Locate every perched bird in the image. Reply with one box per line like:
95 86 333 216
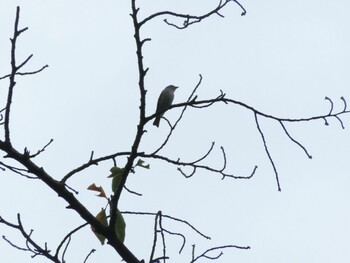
153 85 178 127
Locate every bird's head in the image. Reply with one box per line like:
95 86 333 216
167 85 178 92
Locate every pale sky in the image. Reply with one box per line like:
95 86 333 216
0 1 349 263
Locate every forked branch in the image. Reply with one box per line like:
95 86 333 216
0 214 58 262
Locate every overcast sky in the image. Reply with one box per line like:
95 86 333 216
0 1 350 263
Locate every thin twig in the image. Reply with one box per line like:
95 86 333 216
61 151 130 182
122 211 210 240
124 185 143 196
0 65 49 80
149 212 160 263
254 113 281 191
55 222 88 258
0 161 37 179
162 229 186 254
83 249 96 263
140 152 257 180
139 0 246 28
190 245 251 263
158 212 167 263
279 121 312 159
29 139 54 158
0 214 58 262
152 75 203 155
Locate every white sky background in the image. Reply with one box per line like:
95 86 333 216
0 0 349 262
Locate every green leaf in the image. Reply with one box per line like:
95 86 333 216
108 166 124 178
108 166 125 192
136 159 150 169
91 208 108 245
112 173 122 192
114 209 126 243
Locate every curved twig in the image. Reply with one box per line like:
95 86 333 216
139 0 246 28
140 152 257 180
190 244 250 263
325 96 333 115
61 151 130 182
83 249 96 263
279 121 312 159
163 228 186 254
55 222 88 259
341 96 347 112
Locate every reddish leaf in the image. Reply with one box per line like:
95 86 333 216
87 183 106 198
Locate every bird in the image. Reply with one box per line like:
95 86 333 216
153 85 178 127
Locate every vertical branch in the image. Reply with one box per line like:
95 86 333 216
4 6 30 143
5 7 27 142
149 212 160 262
254 113 281 191
108 1 147 262
158 212 167 263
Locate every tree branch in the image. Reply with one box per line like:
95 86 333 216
190 244 250 263
139 0 246 28
0 64 49 80
0 214 58 262
254 113 281 191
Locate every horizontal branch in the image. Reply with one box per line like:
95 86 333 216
191 244 250 263
139 0 246 28
0 64 49 80
146 95 350 125
61 151 131 183
139 151 257 180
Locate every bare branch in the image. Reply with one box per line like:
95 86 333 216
279 121 312 159
190 244 250 263
0 161 37 179
139 0 246 28
158 212 167 263
61 236 71 262
3 235 29 252
140 151 257 180
0 64 49 80
341 96 347 111
0 214 58 262
17 54 33 70
325 96 334 115
121 211 210 240
55 222 88 259
124 185 143 196
61 151 130 182
192 142 215 163
254 113 281 191
162 228 186 254
29 139 54 158
83 249 96 263
334 115 345 129
4 6 22 142
149 212 159 263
